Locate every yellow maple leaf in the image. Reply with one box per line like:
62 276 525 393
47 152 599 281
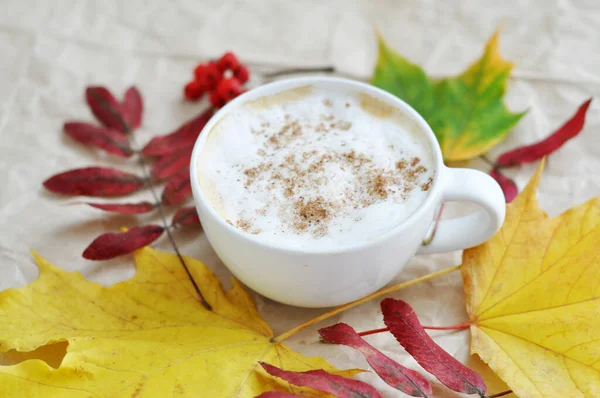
0 247 359 397
462 159 600 397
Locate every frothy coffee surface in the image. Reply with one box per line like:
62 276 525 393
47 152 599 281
198 85 435 249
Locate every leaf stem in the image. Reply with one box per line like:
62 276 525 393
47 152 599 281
357 322 470 337
356 327 388 337
422 322 471 330
274 264 461 342
421 203 445 246
262 66 336 79
480 155 497 168
487 390 513 398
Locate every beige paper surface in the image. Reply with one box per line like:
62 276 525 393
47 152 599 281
1 0 599 395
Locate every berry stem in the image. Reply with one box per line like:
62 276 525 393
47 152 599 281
357 322 470 337
262 66 336 79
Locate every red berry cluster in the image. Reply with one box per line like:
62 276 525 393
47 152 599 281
184 52 250 108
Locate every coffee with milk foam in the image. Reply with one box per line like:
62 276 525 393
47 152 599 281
197 85 435 249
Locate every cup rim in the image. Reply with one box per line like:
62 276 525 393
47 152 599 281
190 76 444 254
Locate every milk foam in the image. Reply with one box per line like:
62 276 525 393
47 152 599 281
197 85 435 249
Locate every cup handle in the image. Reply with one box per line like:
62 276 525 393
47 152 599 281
417 167 506 254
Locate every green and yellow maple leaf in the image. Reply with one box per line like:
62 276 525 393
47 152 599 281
372 30 525 161
0 248 360 397
462 160 600 397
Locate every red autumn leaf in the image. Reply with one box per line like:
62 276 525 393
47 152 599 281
161 171 192 206
86 201 156 214
319 323 431 397
63 122 133 157
142 108 213 156
86 86 129 133
496 98 592 167
122 86 143 129
44 167 145 197
490 168 518 203
381 299 486 396
255 393 307 398
151 148 193 180
259 362 381 398
82 225 164 260
171 206 200 227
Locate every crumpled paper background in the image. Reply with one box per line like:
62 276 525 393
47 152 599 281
1 0 599 396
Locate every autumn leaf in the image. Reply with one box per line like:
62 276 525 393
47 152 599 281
151 148 193 180
122 86 143 129
82 225 165 260
462 159 600 397
496 98 592 167
256 393 307 398
381 299 486 396
161 170 192 206
0 248 360 397
43 167 146 197
371 30 525 161
63 122 133 157
86 86 130 133
319 323 432 397
142 108 213 157
489 168 517 203
86 201 156 214
259 362 379 398
171 206 201 227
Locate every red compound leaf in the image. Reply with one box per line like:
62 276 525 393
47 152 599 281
121 86 143 129
490 168 518 203
161 171 192 206
83 225 165 260
63 122 133 157
86 201 156 214
44 167 145 197
259 362 381 398
171 206 200 227
496 98 592 167
151 148 193 180
142 108 213 157
381 299 486 397
319 323 431 397
85 86 130 133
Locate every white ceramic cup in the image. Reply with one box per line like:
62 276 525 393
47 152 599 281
190 77 506 308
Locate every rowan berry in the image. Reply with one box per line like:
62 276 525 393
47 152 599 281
233 65 250 84
217 52 240 72
209 90 226 108
216 78 242 101
184 80 204 101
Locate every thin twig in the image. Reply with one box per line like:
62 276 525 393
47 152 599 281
132 149 212 311
487 390 513 398
274 264 461 342
480 155 496 168
262 66 336 79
